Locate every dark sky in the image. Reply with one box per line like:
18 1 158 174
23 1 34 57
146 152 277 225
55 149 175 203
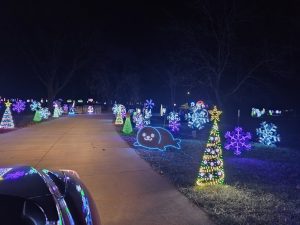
0 0 299 108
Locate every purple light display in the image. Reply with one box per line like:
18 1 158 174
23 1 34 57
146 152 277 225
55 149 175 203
225 127 252 155
12 100 26 113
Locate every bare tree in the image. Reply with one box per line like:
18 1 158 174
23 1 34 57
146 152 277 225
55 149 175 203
23 33 89 108
166 0 272 108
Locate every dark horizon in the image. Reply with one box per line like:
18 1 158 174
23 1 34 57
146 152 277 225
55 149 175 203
0 0 299 109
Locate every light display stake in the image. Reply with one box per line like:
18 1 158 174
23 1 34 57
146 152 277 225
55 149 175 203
196 106 224 186
167 111 181 132
0 101 15 129
12 100 26 113
225 127 251 155
122 113 133 134
256 121 280 146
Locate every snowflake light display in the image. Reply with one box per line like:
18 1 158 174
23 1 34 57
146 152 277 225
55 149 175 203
30 101 41 111
144 99 155 109
143 109 152 126
12 100 26 113
112 104 126 118
225 127 252 155
133 109 144 129
187 100 209 130
167 111 181 132
41 108 51 119
256 121 280 146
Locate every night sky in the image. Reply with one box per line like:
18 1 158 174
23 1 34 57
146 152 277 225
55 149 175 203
0 0 299 109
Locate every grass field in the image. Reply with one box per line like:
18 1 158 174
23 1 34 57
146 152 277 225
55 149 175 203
119 115 300 225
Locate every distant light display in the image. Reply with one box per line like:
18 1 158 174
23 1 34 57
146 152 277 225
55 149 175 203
251 108 265 118
225 127 252 155
12 100 26 113
122 114 133 134
167 111 181 132
53 103 60 118
133 109 144 129
87 106 94 114
187 100 209 130
143 109 152 126
115 113 124 125
144 99 155 109
63 104 69 113
30 101 41 111
256 121 280 146
41 107 51 119
112 104 126 118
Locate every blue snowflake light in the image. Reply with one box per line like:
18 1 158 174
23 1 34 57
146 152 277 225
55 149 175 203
112 104 126 118
187 100 209 130
41 107 51 119
144 99 155 109
225 127 252 155
143 109 152 126
12 100 26 113
30 101 41 111
133 109 144 129
167 111 181 132
256 121 280 146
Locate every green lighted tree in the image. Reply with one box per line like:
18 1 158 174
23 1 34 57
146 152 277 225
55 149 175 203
196 106 224 186
122 113 133 134
33 110 42 122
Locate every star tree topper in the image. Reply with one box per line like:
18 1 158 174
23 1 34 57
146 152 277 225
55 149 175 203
209 106 222 122
5 100 12 108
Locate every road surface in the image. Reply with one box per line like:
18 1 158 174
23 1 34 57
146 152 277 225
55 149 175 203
0 115 214 225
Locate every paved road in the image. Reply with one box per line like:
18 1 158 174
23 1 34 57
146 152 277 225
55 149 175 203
0 115 214 225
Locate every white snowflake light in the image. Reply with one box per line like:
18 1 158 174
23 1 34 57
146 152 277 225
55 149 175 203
256 121 280 146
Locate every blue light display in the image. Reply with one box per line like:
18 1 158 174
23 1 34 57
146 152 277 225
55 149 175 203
256 121 280 146
134 126 181 151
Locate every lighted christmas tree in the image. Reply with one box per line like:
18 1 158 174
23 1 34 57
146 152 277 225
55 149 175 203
115 113 123 125
0 101 15 129
122 113 133 134
196 106 224 186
